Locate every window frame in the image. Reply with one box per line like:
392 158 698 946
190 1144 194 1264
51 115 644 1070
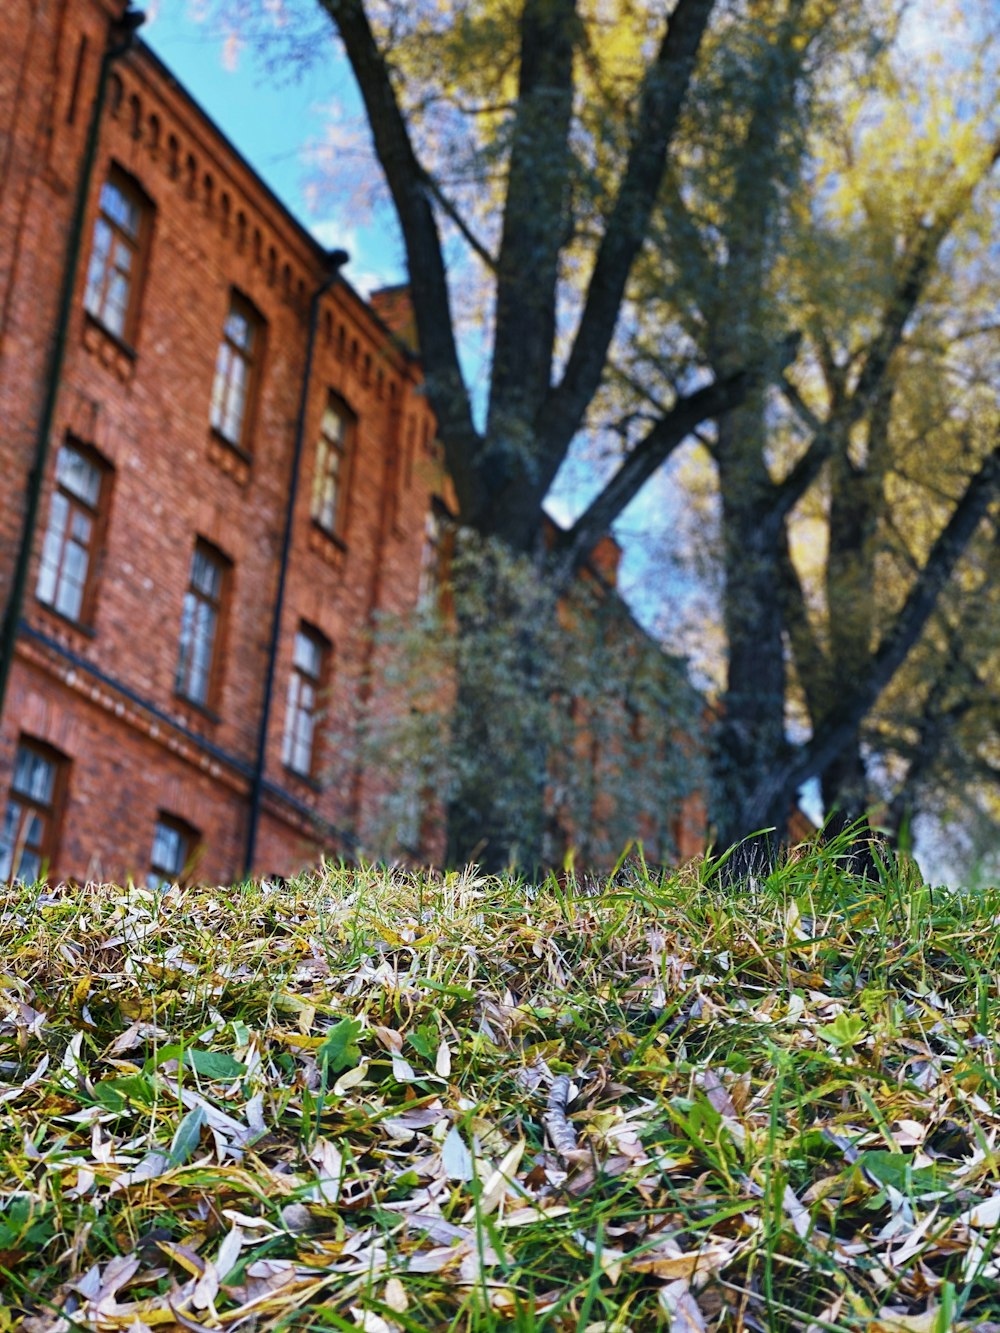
209 290 263 458
310 395 354 542
174 539 231 713
82 165 153 347
35 439 112 628
281 623 330 780
417 508 441 611
147 813 200 889
1 739 67 883
417 500 454 612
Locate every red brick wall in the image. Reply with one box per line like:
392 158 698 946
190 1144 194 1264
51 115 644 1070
0 0 123 612
0 17 443 885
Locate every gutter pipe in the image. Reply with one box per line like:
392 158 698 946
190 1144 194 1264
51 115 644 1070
243 248 349 879
0 5 146 720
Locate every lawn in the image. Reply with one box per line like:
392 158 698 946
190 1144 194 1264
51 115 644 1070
2 840 1000 1332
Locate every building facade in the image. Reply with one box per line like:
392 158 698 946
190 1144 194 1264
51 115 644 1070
0 1 706 886
0 0 457 883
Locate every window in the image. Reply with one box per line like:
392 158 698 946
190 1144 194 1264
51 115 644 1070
36 443 109 624
175 542 229 709
311 398 351 537
282 625 328 777
147 815 199 889
210 293 260 450
417 507 443 610
83 169 148 341
0 741 65 882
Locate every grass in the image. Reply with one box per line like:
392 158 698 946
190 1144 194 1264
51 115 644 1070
2 836 1000 1331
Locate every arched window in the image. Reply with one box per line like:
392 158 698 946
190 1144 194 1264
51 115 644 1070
0 739 69 882
310 395 354 539
83 166 153 343
209 291 264 453
36 440 113 626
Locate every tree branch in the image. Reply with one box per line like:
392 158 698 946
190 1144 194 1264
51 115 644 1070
419 172 497 272
779 374 824 436
772 136 1000 526
847 134 1000 422
742 439 1000 825
551 367 749 583
319 0 483 516
488 0 578 442
534 0 717 484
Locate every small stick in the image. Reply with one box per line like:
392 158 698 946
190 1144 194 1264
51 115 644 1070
544 1073 579 1155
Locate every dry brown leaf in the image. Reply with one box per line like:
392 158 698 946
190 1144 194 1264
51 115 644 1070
658 1278 708 1331
630 1239 734 1281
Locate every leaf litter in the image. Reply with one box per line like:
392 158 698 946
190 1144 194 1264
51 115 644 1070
1 847 1000 1330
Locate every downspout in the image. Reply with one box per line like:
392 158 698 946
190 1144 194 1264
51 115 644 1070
0 5 146 719
243 248 349 879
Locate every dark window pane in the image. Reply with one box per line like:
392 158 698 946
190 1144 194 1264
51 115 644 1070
211 297 257 447
86 175 143 336
13 748 54 803
37 446 105 624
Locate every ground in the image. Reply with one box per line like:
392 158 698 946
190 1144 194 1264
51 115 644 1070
2 840 999 1331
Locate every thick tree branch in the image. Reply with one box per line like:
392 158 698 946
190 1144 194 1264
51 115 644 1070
568 333 800 585
779 374 825 436
777 537 827 723
319 0 483 515
742 439 1000 825
771 418 839 517
488 0 577 443
813 329 846 404
535 0 717 484
552 367 750 583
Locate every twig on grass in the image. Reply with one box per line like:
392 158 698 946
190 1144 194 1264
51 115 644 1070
545 1073 580 1156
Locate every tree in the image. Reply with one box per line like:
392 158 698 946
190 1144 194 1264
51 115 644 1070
630 0 1000 861
228 0 998 870
355 538 703 867
305 0 789 869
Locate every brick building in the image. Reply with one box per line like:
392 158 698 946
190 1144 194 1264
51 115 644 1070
0 1 704 886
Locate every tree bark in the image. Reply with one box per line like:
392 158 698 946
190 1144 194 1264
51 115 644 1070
711 400 789 857
738 438 1000 835
443 540 552 871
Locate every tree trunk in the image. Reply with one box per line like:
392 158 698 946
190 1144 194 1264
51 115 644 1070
444 537 552 872
711 401 789 860
816 405 886 842
821 742 868 829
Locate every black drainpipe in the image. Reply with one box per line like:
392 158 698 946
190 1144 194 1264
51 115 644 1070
0 5 146 720
243 248 349 879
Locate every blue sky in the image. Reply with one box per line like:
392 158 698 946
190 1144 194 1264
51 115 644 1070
143 3 405 296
